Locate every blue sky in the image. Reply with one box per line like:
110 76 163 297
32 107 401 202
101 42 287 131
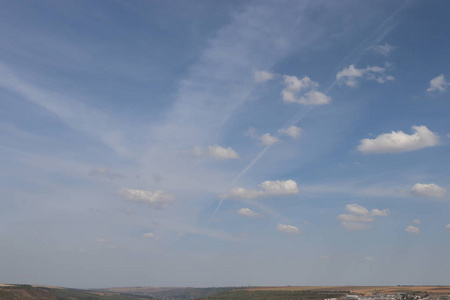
1 0 449 288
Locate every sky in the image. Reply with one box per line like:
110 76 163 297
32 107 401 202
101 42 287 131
0 0 449 289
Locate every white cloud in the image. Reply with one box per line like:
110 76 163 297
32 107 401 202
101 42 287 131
207 145 240 160
278 126 302 139
260 180 300 196
371 208 390 217
185 145 239 160
337 204 390 231
336 63 394 87
260 133 280 146
411 183 447 198
373 43 395 56
427 74 449 93
413 219 422 224
118 188 175 209
88 167 124 179
281 75 331 105
405 225 420 234
237 208 262 218
357 125 439 154
142 232 155 239
254 70 275 83
220 179 299 200
277 223 301 234
245 128 280 147
445 224 450 229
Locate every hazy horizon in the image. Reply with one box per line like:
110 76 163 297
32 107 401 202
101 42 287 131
1 0 449 289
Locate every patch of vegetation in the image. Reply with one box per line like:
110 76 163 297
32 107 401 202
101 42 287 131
199 289 347 300
0 284 153 300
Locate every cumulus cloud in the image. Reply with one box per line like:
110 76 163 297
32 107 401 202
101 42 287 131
336 63 394 87
277 224 301 234
185 145 239 160
89 167 124 179
445 224 450 229
357 125 439 154
427 74 449 93
411 183 447 198
237 208 262 218
413 219 422 224
278 126 303 139
220 179 299 200
245 127 280 146
337 204 390 231
118 188 175 209
373 43 395 56
254 70 275 83
207 145 240 160
405 225 420 234
260 133 280 146
281 75 331 105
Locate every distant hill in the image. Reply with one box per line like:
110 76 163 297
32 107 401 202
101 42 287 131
0 284 152 300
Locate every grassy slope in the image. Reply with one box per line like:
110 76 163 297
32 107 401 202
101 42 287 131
0 284 153 300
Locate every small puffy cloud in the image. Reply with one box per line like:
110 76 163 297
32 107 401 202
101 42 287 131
260 133 280 146
413 219 422 224
281 75 331 105
260 179 300 196
411 183 447 198
254 70 275 83
364 256 374 261
357 125 439 154
427 74 449 93
118 188 175 209
445 224 450 229
89 167 124 179
277 224 301 234
221 179 299 200
373 43 395 56
207 145 239 160
405 225 420 234
336 63 394 87
337 204 390 231
237 208 262 218
142 232 155 239
246 128 280 147
278 126 302 139
186 145 239 160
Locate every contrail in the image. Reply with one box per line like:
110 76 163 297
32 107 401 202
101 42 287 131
207 1 409 225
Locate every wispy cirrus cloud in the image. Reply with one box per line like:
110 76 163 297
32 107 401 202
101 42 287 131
254 70 276 83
